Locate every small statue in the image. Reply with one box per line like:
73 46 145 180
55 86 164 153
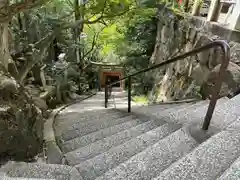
54 53 69 70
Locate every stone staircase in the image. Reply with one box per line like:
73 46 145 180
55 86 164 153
1 91 240 180
0 162 80 180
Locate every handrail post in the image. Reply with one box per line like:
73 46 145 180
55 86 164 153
128 76 132 113
105 85 108 108
202 43 230 130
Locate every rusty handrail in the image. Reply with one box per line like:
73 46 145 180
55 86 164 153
105 40 230 130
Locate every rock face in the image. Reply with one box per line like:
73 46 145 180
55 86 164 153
149 7 240 102
0 71 44 161
201 62 240 98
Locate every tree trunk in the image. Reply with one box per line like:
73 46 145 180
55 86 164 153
0 21 10 70
183 0 190 12
0 0 9 69
207 0 223 22
32 64 42 85
0 0 19 78
73 0 81 64
73 0 85 69
23 12 39 43
0 0 10 72
18 32 56 84
191 0 201 16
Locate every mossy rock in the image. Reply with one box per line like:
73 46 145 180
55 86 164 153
0 130 41 160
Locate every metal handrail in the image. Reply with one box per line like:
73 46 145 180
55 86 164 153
105 40 230 130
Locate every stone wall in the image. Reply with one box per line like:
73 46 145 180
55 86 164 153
149 6 240 102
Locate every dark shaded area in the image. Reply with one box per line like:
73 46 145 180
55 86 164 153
53 38 62 62
107 75 120 87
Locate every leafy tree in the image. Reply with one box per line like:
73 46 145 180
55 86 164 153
0 0 141 159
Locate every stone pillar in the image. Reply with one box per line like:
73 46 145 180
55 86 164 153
224 4 234 24
207 0 223 22
228 0 240 30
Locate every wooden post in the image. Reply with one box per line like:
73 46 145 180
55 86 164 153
207 0 223 22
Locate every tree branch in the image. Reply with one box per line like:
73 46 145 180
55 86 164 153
64 7 134 29
83 27 104 58
0 0 51 22
18 31 57 83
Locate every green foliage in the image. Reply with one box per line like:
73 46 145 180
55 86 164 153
107 7 158 95
117 9 157 71
99 24 124 56
86 0 132 15
138 0 160 7
132 95 149 105
9 0 166 103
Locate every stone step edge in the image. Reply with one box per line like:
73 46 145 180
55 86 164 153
43 92 97 164
94 126 198 180
64 118 167 165
74 122 182 179
61 116 150 153
0 162 84 180
152 129 240 180
129 100 207 122
0 172 55 180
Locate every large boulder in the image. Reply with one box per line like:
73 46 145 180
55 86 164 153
229 41 240 67
0 72 44 161
0 129 40 159
201 62 240 98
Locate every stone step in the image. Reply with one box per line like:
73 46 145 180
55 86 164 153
56 109 119 126
0 173 55 180
132 100 210 124
55 109 127 134
155 100 211 124
56 94 107 113
57 113 134 142
153 130 240 180
131 101 197 116
170 95 240 130
156 97 228 125
0 162 82 180
61 117 155 153
75 122 182 180
64 118 166 166
226 117 240 131
210 94 240 129
58 100 196 146
217 156 240 180
95 127 198 180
